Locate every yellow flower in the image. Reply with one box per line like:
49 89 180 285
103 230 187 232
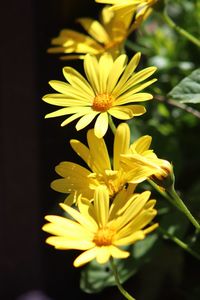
42 52 157 138
48 6 149 60
51 124 157 205
120 134 173 181
42 186 158 267
96 0 157 17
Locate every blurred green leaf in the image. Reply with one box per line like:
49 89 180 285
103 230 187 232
168 68 200 103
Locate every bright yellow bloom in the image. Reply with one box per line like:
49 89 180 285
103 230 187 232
48 6 150 60
120 134 173 181
42 186 158 267
51 124 157 205
96 0 157 17
42 52 157 138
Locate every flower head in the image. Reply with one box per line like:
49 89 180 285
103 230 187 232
120 134 173 184
51 124 157 205
42 186 158 267
43 52 157 138
96 0 157 17
48 6 150 60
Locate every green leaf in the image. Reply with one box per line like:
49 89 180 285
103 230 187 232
80 233 160 294
168 68 200 103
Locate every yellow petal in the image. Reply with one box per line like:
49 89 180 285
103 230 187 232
84 54 100 93
60 202 98 231
106 54 127 93
127 210 157 233
94 186 110 227
61 110 91 127
115 191 151 230
115 230 145 246
42 94 88 106
62 67 95 97
55 161 90 178
143 223 159 235
77 18 111 44
87 129 111 172
76 111 99 131
98 53 114 93
113 52 141 96
94 112 109 138
73 247 98 267
96 246 110 264
46 236 94 250
115 79 157 103
70 139 91 168
114 92 153 106
78 197 98 228
108 106 135 119
118 66 157 95
109 245 130 259
130 135 152 154
42 222 92 240
113 123 130 170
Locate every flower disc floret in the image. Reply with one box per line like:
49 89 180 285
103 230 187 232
92 93 114 112
93 227 116 246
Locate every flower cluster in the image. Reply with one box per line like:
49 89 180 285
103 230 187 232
42 0 173 284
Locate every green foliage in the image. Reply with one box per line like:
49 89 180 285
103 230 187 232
168 68 200 103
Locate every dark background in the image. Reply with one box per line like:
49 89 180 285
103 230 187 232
1 1 200 300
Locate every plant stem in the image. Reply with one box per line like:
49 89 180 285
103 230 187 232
158 226 200 260
147 179 180 210
167 186 200 232
155 94 200 119
110 257 136 300
161 8 200 48
108 115 117 135
147 179 200 231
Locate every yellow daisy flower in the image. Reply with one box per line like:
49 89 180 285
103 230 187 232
42 186 158 267
51 124 157 205
48 6 150 60
96 0 157 17
42 52 157 138
120 134 172 181
48 6 132 59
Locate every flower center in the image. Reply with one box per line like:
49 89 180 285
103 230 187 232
93 227 115 246
92 93 114 112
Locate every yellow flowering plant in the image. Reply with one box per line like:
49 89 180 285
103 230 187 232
41 0 200 299
48 5 152 60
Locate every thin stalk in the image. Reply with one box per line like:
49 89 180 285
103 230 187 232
147 179 200 231
158 226 200 260
147 178 180 210
110 257 136 300
167 186 200 232
108 115 117 135
161 9 200 48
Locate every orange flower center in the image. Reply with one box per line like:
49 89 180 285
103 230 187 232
92 93 114 112
93 227 115 246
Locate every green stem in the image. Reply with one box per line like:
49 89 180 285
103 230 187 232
108 115 117 135
110 257 136 300
147 179 180 210
167 186 200 232
147 179 200 231
158 226 200 260
160 8 200 48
